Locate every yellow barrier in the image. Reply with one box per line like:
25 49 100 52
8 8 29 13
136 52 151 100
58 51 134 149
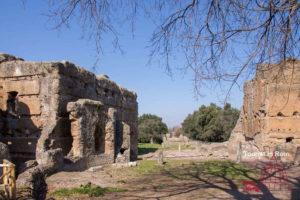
0 160 16 199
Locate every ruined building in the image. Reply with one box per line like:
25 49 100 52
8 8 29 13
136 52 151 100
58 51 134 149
0 53 138 172
229 59 300 162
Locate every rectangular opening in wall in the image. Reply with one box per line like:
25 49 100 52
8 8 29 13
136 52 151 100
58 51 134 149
94 125 105 154
286 137 294 143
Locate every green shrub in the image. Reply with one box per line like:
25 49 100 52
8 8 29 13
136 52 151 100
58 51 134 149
138 114 168 144
182 103 239 142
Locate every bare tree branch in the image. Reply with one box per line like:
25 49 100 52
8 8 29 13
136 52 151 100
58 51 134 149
42 0 300 96
148 0 300 96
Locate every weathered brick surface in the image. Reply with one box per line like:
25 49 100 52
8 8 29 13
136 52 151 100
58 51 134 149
229 60 300 162
3 80 40 95
18 96 41 115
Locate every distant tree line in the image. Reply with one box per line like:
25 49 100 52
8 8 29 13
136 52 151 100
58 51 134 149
182 103 239 142
138 104 239 144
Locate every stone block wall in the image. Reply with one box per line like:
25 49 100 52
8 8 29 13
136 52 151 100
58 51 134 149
0 54 138 172
0 59 60 164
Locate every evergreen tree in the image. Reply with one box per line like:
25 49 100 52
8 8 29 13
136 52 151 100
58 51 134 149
138 114 168 144
182 103 239 142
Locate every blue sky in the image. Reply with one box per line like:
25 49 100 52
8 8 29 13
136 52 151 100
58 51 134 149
0 1 244 127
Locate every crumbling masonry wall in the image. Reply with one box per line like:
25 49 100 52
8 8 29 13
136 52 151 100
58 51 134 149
0 53 138 172
229 59 300 162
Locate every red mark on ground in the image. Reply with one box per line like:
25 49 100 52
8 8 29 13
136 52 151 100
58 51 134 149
242 180 261 192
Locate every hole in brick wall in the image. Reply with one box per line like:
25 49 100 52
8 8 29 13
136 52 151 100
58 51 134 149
286 137 294 143
259 109 266 117
245 137 254 141
120 148 126 154
277 112 284 117
293 111 299 116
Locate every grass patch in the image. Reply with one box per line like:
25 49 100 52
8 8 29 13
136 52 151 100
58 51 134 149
194 160 257 181
160 160 259 188
105 159 258 188
138 143 196 156
134 160 257 181
126 159 189 174
52 183 127 198
134 160 161 174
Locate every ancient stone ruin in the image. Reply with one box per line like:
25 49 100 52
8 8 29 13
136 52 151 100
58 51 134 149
0 53 138 175
163 127 189 145
229 59 300 162
168 59 300 163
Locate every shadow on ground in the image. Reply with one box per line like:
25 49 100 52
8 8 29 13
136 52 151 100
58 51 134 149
138 144 160 156
103 161 300 200
138 147 158 156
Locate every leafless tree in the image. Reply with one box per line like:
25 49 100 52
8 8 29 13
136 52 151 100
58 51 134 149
47 0 139 64
45 0 300 95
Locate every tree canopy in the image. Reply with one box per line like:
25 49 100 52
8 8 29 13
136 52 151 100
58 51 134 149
182 103 240 142
138 114 168 144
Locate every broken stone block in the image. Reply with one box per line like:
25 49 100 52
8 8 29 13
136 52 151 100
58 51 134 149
157 150 164 165
0 142 10 161
88 165 104 172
